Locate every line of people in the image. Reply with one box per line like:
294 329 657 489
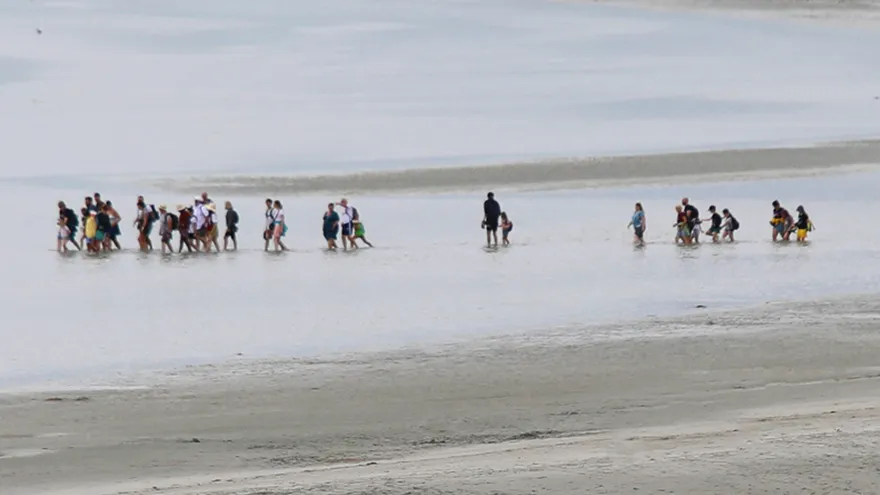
56 193 375 253
626 198 813 247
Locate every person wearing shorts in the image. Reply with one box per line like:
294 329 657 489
704 205 723 243
336 198 357 250
794 205 813 242
224 201 239 251
501 212 514 246
482 192 501 248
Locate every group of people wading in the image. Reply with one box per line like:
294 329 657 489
56 192 374 254
627 198 813 247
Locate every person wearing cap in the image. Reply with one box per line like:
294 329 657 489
482 192 501 248
157 205 175 254
85 210 99 253
177 205 195 253
206 202 221 252
770 200 793 242
793 205 814 242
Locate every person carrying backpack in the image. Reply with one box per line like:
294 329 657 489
57 201 81 251
721 208 739 242
158 205 176 254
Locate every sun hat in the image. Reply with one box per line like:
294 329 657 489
176 204 186 212
205 203 216 212
158 204 167 210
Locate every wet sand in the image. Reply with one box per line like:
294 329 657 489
4 296 880 494
158 140 880 196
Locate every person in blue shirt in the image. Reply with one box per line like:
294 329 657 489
627 202 646 247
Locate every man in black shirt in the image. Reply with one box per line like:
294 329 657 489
682 197 700 244
224 201 239 251
704 205 723 243
482 192 501 248
58 201 81 251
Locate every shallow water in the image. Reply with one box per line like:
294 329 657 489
3 0 880 179
3 171 880 389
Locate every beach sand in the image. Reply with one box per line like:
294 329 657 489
160 140 880 196
4 296 880 494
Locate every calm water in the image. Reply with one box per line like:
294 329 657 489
2 171 880 389
3 1 880 389
2 0 880 179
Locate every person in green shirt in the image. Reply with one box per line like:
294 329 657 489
353 219 373 248
322 203 340 250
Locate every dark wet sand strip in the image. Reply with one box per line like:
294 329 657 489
157 139 880 196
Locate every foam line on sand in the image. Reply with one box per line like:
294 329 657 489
156 139 880 196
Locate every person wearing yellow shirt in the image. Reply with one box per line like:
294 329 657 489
85 210 98 253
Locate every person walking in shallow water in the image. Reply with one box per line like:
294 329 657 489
627 203 645 247
263 198 274 251
482 192 501 248
224 201 239 251
500 212 513 246
323 203 340 250
271 200 288 252
58 201 81 251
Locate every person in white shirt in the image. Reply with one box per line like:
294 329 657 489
271 200 287 252
336 198 357 250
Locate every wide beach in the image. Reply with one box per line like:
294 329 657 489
3 0 880 494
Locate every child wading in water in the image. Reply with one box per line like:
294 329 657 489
721 208 739 242
85 210 99 253
500 212 513 246
674 205 691 245
57 216 71 252
353 220 373 248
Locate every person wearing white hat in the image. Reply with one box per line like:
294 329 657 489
205 202 221 252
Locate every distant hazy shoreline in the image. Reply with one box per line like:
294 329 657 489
156 139 880 196
569 0 880 27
